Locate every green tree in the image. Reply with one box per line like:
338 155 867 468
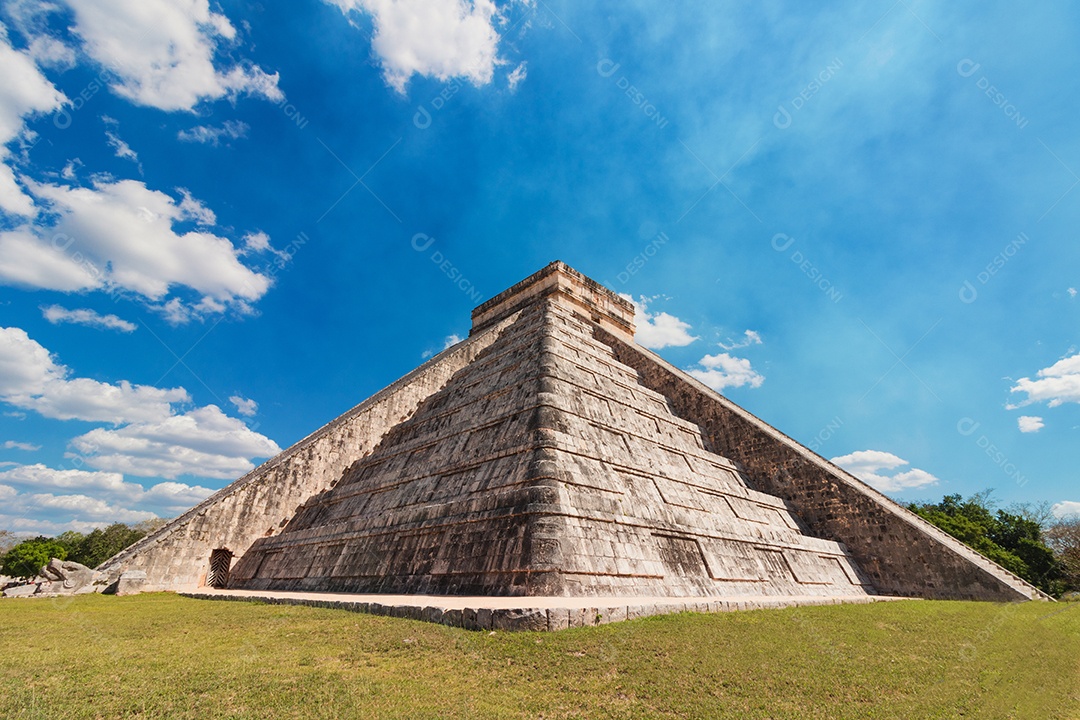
1 537 67 579
1046 516 1080 594
908 491 1064 597
54 530 86 560
67 523 147 568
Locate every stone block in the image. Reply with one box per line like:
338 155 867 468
2 583 39 598
115 570 147 596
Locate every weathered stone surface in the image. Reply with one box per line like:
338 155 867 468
181 589 907 630
37 559 101 595
104 261 1045 616
96 312 523 592
2 583 39 597
230 289 873 600
116 570 147 596
491 608 547 632
595 326 1048 602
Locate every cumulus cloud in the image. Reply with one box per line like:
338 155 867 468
687 353 764 392
229 395 257 417
63 0 282 111
621 294 698 350
41 304 137 332
327 0 504 93
0 326 186 423
60 159 81 180
69 405 282 479
1017 415 1044 433
0 463 213 514
104 123 141 168
27 492 157 523
718 329 762 351
26 34 76 69
0 513 117 536
0 179 272 317
422 333 465 359
830 449 940 493
1052 501 1080 519
507 61 527 90
2 2 74 68
3 440 40 451
241 231 279 255
1009 353 1080 409
177 120 249 145
0 22 67 216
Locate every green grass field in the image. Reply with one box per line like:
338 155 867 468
0 594 1076 719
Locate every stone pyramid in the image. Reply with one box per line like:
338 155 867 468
100 262 1045 606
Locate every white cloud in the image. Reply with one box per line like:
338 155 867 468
0 464 129 495
0 326 186 423
830 449 940 493
1052 501 1080 519
423 333 465 359
0 513 116 536
177 120 249 145
175 187 216 226
1068 288 1077 298
241 231 272 253
0 22 68 216
63 0 282 111
687 352 764 392
507 61 527 90
229 395 257 417
41 304 137 332
0 463 213 513
1009 353 1080 408
328 0 504 93
60 158 81 180
0 179 272 316
718 329 762 351
105 129 140 167
28 492 158 523
26 35 76 69
1017 415 1044 433
3 440 40 451
154 297 191 326
69 405 281 479
621 294 698 349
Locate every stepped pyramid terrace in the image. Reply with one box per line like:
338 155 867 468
97 262 1049 629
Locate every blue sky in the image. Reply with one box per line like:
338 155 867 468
0 0 1077 535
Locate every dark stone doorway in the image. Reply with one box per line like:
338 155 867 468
207 548 233 588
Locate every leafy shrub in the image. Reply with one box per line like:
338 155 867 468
1 537 68 580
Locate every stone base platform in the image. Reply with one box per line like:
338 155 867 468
180 589 910 631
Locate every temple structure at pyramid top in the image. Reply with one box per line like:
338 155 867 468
99 261 1048 615
471 261 636 340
